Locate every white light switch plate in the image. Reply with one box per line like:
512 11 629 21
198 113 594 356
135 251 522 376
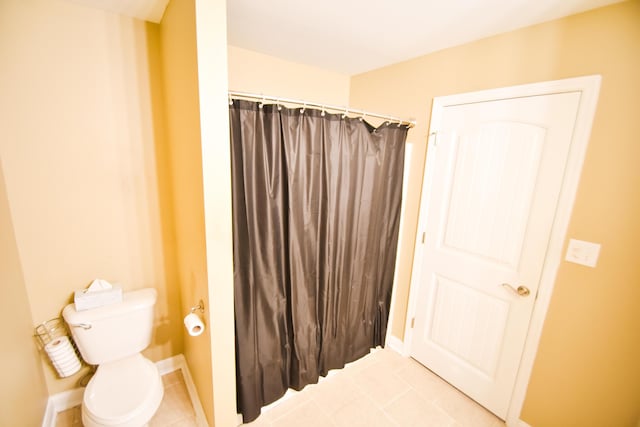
565 239 601 267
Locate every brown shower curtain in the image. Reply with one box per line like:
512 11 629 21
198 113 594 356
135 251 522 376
230 99 408 423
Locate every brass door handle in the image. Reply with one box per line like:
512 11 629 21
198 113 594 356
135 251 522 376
501 283 530 297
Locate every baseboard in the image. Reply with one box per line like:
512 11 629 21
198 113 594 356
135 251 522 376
156 353 185 375
41 387 85 427
172 354 209 427
41 354 208 427
52 388 84 412
385 335 405 355
512 419 532 427
41 398 56 427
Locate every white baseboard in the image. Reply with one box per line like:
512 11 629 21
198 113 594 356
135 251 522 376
156 353 185 375
41 387 85 427
171 354 209 427
385 335 405 355
52 388 84 411
42 354 208 427
41 398 56 427
511 419 532 427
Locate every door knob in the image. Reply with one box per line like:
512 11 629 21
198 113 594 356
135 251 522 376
501 283 531 297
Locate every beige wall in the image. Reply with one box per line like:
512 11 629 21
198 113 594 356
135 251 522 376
228 45 351 106
0 161 48 426
350 1 640 425
158 0 239 424
195 0 238 425
157 0 213 422
0 0 182 394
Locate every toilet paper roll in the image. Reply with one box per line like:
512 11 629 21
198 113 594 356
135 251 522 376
184 313 205 337
45 336 82 378
53 358 81 377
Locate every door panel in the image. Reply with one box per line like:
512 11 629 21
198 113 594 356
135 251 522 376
443 122 545 268
428 273 510 378
411 92 581 418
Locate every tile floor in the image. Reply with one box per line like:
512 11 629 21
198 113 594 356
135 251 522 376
55 369 197 427
242 348 506 427
56 349 505 427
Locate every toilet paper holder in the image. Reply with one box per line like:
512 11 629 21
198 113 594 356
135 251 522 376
34 317 84 378
34 318 72 349
190 300 204 314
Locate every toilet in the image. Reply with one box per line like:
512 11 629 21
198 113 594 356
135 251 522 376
62 288 164 427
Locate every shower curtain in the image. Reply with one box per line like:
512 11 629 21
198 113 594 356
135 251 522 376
230 99 408 422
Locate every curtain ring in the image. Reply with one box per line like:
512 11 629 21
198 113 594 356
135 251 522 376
259 94 265 109
277 98 282 111
359 113 365 122
300 103 306 114
321 106 326 117
342 109 348 119
228 95 233 106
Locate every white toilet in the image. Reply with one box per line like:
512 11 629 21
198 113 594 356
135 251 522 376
62 288 164 427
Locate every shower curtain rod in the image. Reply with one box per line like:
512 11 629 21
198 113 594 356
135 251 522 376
228 90 416 128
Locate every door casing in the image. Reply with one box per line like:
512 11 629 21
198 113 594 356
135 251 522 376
400 75 601 427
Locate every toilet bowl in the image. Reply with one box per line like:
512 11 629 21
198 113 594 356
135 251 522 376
63 288 163 427
82 354 163 427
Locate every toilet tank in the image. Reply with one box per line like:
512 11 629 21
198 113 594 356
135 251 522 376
62 288 157 365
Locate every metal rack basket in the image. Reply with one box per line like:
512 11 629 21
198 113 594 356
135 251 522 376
34 318 83 378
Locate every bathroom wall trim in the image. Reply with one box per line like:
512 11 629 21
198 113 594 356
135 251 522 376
41 387 84 427
385 335 404 355
156 354 208 426
41 398 56 427
41 354 207 427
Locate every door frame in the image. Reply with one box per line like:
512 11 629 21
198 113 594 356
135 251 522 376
402 75 601 427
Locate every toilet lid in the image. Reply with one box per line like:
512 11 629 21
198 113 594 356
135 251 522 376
84 355 162 425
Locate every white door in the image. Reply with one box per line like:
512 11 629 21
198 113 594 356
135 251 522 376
410 92 582 418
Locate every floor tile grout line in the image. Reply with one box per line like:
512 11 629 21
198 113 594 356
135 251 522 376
240 348 504 427
380 387 412 411
260 391 315 424
377 400 402 427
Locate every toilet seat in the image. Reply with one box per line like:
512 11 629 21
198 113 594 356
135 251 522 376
82 354 163 427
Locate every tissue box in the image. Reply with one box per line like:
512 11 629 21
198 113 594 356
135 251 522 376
74 287 123 311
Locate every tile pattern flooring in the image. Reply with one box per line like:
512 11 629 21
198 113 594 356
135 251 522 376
56 349 505 427
242 348 506 427
55 369 197 427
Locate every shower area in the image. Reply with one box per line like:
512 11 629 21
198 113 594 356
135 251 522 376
228 92 411 423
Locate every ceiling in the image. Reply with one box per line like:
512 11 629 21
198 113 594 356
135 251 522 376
66 0 170 23
69 0 623 75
